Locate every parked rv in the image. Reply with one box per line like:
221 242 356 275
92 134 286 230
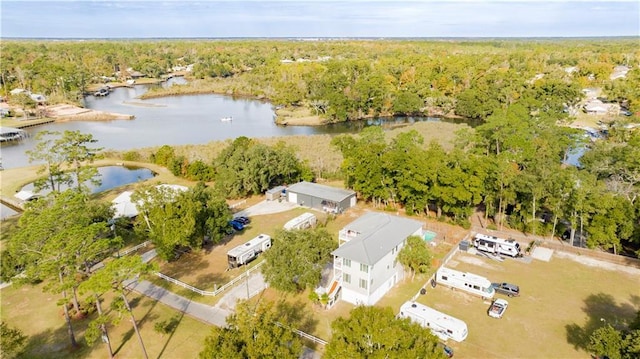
398 301 468 342
283 212 317 230
227 234 271 268
435 267 495 299
473 233 522 257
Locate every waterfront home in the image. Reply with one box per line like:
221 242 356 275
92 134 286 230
318 212 424 307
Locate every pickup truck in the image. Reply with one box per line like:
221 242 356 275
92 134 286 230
488 298 509 319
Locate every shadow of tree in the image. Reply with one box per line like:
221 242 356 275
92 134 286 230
194 272 227 290
160 252 210 278
111 293 159 356
565 292 639 351
275 299 318 334
156 312 186 359
21 326 91 359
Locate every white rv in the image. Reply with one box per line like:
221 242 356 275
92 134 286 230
227 234 272 268
398 301 468 342
283 212 317 230
473 233 522 257
435 267 495 299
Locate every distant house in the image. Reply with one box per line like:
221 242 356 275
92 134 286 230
112 184 188 218
128 71 145 79
319 212 424 307
29 93 47 104
286 181 356 214
581 88 600 99
583 99 620 116
610 65 630 80
14 190 41 202
9 88 27 95
564 66 579 75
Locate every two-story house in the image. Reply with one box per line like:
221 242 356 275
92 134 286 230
328 212 424 306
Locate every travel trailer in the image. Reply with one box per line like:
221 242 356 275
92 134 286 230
283 212 317 230
398 301 468 342
473 233 522 257
435 267 495 299
227 234 272 268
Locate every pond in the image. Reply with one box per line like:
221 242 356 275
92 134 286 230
2 165 155 219
19 165 156 195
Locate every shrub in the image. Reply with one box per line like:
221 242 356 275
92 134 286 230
122 150 142 161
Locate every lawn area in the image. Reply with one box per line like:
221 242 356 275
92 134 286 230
414 250 640 359
0 281 211 359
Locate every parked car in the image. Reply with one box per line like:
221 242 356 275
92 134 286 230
229 220 244 231
488 298 509 319
491 282 520 297
234 216 251 225
438 342 454 358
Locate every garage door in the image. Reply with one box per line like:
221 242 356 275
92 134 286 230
289 192 297 204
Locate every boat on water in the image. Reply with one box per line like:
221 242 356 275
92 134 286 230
220 116 233 122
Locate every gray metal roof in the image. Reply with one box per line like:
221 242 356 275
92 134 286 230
332 212 423 265
287 181 355 203
266 185 286 194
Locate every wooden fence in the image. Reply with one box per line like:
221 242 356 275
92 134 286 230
155 259 266 297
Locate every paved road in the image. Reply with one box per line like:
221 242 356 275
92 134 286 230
126 279 231 327
214 271 268 311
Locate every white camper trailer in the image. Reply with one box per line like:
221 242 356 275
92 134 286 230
398 301 468 342
227 234 272 268
473 233 522 257
283 212 317 230
435 267 495 299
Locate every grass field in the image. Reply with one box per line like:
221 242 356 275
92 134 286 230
0 282 211 359
414 251 640 359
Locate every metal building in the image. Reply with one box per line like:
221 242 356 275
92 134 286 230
286 181 356 213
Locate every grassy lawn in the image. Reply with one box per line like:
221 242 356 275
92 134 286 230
0 282 211 359
414 251 640 359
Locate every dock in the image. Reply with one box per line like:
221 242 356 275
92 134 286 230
0 127 29 143
0 196 24 212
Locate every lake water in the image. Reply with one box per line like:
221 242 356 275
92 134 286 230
0 77 452 170
0 78 455 218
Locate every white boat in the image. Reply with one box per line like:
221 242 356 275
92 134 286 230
220 116 233 122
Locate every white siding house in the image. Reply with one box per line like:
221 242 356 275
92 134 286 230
328 212 423 306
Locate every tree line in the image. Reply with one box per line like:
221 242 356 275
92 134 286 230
1 39 637 120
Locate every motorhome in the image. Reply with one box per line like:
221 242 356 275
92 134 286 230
283 212 317 230
435 267 495 299
227 234 272 268
398 301 468 342
473 233 522 257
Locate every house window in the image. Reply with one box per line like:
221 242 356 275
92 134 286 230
343 258 351 267
360 263 368 273
359 278 368 289
344 273 351 284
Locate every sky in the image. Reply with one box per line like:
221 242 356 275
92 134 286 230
1 0 638 38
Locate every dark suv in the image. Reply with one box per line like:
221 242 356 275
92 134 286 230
491 282 520 297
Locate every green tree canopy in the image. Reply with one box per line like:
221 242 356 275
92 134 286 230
7 190 118 348
324 306 445 359
0 322 27 359
262 227 337 293
199 300 303 359
397 235 433 280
